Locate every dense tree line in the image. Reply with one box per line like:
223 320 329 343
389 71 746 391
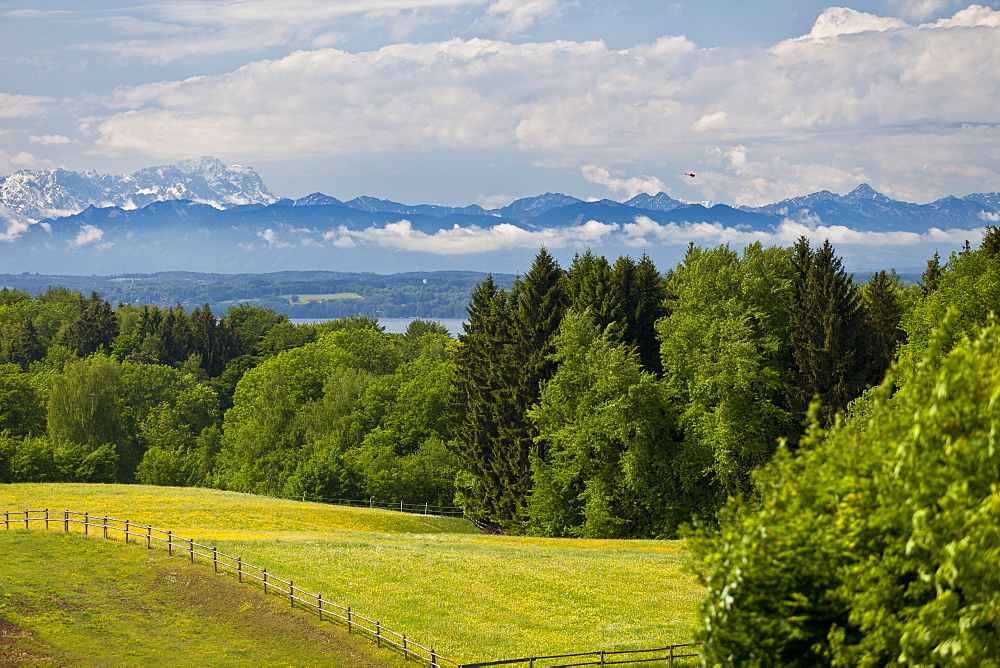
691 228 1000 664
0 270 515 320
0 290 458 504
0 236 928 540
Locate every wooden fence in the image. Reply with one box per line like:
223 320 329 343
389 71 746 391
3 508 701 668
3 508 458 667
318 497 466 517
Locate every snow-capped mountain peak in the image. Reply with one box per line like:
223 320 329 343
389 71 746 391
0 157 277 231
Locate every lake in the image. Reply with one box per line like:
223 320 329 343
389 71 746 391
291 317 467 336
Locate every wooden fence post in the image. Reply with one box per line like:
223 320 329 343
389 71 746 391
44 509 49 530
125 520 130 544
213 547 218 572
64 510 68 532
668 645 674 666
347 606 351 633
24 509 28 529
263 568 267 594
237 558 242 583
431 647 437 666
84 513 88 535
402 634 407 660
376 621 381 648
289 581 294 607
189 537 194 562
4 511 8 530
146 526 151 549
317 594 323 620
167 531 172 555
102 516 107 539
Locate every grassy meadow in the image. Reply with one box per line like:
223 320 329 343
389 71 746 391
0 530 405 666
0 484 704 664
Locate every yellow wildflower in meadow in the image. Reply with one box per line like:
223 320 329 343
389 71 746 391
2 483 703 663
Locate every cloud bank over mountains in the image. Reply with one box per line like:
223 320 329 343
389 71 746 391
0 158 994 275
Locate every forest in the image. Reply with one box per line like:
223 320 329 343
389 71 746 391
0 270 514 319
3 232 996 661
0 237 935 531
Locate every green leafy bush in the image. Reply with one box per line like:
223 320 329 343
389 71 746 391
692 317 1000 665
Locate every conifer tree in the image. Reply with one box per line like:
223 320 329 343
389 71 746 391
788 239 869 428
566 252 668 374
449 274 515 523
565 251 616 331
919 251 942 296
190 303 239 376
64 292 119 357
504 249 566 518
618 254 668 374
863 269 904 383
449 249 567 530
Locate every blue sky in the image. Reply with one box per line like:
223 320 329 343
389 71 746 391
2 0 999 211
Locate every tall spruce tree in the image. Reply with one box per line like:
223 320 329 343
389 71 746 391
64 292 119 357
508 248 566 490
565 251 617 332
618 254 669 374
919 251 943 296
863 269 904 384
788 238 869 428
449 249 566 530
565 251 668 374
449 274 516 523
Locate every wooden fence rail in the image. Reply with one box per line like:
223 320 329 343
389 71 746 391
319 497 466 517
459 644 702 667
3 508 701 668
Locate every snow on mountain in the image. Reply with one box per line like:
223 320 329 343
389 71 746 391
0 157 277 234
623 191 685 212
494 193 583 220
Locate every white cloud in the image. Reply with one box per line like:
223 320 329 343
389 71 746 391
0 93 52 118
476 193 517 209
29 134 73 145
580 165 669 199
800 7 907 39
77 5 1000 205
69 224 105 247
891 0 953 21
981 211 1000 222
257 228 294 247
0 205 30 242
700 145 868 207
92 36 696 159
0 148 52 176
264 215 985 258
930 4 1000 27
323 218 617 254
477 0 563 36
66 0 492 62
693 111 728 131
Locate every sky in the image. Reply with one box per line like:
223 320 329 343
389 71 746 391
2 0 999 215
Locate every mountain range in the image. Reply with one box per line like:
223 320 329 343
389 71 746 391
1 157 997 275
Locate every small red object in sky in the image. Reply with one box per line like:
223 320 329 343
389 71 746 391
685 172 696 177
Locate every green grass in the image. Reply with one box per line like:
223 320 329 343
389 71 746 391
1 484 704 664
0 530 405 666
